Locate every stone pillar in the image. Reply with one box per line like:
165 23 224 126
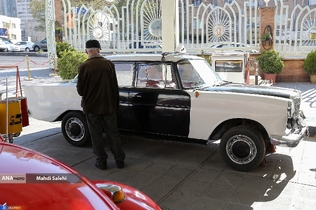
161 0 179 52
259 6 275 52
55 0 62 27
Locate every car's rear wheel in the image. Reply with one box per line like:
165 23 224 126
34 46 40 52
61 111 91 147
25 48 30 52
220 126 265 171
5 48 9 52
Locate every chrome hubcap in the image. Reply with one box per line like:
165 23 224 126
65 117 85 142
226 135 257 165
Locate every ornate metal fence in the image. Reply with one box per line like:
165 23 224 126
274 1 316 56
55 0 315 57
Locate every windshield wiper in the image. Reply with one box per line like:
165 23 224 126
213 80 231 86
193 84 211 90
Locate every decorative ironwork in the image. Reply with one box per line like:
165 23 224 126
262 25 273 50
42 0 316 57
207 9 231 43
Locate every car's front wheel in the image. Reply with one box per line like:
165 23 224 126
61 111 91 147
34 46 40 52
220 126 265 171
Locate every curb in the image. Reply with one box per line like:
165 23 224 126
0 52 47 57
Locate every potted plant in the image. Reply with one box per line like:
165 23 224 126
257 50 284 84
261 33 272 42
55 26 63 35
303 50 316 84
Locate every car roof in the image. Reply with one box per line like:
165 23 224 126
105 53 204 62
16 41 34 43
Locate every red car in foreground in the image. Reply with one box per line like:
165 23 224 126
0 136 161 210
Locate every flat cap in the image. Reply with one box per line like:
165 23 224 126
85 40 101 49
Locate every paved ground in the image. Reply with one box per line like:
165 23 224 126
12 118 316 210
1 65 316 209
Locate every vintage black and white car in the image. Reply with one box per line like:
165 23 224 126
23 52 308 171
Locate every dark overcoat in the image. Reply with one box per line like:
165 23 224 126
76 55 119 114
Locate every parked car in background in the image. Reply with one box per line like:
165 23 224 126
210 43 258 53
23 52 308 172
275 29 286 43
0 40 20 52
0 40 7 51
129 41 162 49
0 36 12 43
276 29 315 45
32 38 47 51
0 137 161 210
15 41 34 52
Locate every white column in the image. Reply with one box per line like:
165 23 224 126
46 0 56 69
161 0 179 52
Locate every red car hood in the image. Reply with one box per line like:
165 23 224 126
0 141 118 210
0 141 161 210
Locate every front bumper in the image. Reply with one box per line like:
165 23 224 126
270 126 309 147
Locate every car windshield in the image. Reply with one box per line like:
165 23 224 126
177 59 222 89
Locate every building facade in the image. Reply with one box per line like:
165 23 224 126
0 0 17 17
15 0 42 41
0 14 21 42
25 19 46 42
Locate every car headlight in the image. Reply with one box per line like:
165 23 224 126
286 101 295 129
287 101 294 117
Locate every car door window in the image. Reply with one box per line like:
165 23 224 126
114 62 133 87
136 63 177 89
162 64 177 89
136 63 160 88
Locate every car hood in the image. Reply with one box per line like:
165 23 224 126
0 141 118 209
204 83 300 100
0 141 81 174
0 141 160 210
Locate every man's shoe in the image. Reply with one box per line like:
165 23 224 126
116 160 124 169
95 161 107 170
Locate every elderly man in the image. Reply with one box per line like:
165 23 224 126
76 40 125 170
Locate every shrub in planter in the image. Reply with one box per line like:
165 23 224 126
55 27 63 35
56 42 76 59
303 50 316 83
257 50 284 74
257 50 284 84
303 50 316 75
58 50 88 80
